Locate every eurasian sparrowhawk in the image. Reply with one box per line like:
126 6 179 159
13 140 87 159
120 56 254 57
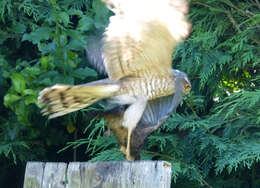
38 0 191 160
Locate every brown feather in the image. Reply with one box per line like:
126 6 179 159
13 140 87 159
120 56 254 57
101 0 191 80
38 83 119 119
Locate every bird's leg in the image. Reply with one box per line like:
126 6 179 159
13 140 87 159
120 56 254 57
126 127 134 160
122 97 147 160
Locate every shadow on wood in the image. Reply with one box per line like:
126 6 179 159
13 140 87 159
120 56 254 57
23 161 172 188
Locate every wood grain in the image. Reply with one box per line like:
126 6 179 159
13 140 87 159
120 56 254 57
24 161 172 188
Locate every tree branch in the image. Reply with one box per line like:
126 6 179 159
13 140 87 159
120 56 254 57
226 11 241 32
255 0 260 10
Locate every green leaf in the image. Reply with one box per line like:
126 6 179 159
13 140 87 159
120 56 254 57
23 89 36 96
4 94 21 107
22 27 53 44
37 70 59 81
25 95 37 105
12 22 26 33
72 67 97 79
0 31 11 44
58 12 70 26
39 41 57 54
93 0 109 16
67 9 83 17
78 16 94 32
40 56 50 69
53 75 74 84
24 66 42 77
93 0 109 29
15 100 29 125
10 73 26 94
67 30 86 50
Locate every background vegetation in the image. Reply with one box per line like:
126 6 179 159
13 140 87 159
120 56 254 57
0 0 259 187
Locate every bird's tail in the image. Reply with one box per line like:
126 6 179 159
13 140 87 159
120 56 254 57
38 82 120 119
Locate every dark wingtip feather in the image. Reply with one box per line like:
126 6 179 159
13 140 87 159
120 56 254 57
86 34 108 75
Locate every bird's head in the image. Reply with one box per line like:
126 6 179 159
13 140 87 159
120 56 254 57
172 69 191 95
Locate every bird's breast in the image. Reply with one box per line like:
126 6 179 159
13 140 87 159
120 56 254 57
117 76 175 100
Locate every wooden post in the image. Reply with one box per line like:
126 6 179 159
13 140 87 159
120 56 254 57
23 162 67 188
23 161 172 188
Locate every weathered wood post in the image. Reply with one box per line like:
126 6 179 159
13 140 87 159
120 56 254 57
23 161 172 188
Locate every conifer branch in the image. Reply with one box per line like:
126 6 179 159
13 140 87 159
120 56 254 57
143 150 214 188
185 101 213 134
191 1 212 9
219 0 253 18
226 11 241 32
255 0 260 10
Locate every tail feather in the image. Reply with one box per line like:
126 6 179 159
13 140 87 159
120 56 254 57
38 83 119 119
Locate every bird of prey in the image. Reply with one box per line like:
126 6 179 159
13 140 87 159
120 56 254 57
103 70 190 160
38 0 191 160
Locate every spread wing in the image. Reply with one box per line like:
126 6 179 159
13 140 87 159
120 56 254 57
141 70 189 125
101 0 190 80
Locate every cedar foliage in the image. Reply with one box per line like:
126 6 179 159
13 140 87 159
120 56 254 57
0 0 259 187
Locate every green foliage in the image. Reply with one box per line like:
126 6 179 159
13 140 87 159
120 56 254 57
0 0 260 187
0 0 102 167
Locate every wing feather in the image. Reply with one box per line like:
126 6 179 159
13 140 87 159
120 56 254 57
86 33 107 75
101 0 191 80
